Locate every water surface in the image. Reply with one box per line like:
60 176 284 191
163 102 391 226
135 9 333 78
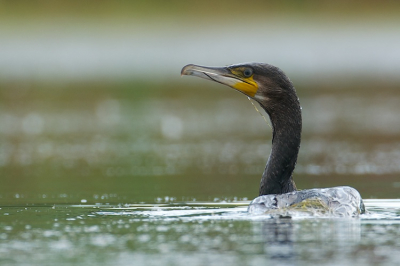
1 200 399 265
1 81 400 265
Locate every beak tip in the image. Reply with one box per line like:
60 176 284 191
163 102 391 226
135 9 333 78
181 64 194 76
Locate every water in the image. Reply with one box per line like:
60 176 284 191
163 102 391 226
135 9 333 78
1 82 399 200
1 200 399 265
0 80 400 265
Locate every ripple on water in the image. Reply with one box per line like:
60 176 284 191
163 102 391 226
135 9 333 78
0 199 399 265
93 199 400 221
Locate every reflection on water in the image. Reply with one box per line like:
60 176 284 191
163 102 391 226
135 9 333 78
0 82 399 264
0 200 399 265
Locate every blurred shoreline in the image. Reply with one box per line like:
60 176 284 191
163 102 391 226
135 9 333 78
1 18 400 82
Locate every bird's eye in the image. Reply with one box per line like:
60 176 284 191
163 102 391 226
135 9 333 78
243 68 253 77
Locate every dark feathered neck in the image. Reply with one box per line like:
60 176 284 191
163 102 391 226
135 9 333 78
258 91 302 195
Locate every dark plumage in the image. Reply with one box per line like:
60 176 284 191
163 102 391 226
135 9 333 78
181 63 365 216
182 63 301 196
246 64 301 195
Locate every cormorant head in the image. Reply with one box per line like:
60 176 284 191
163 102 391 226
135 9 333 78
181 63 297 109
182 63 302 195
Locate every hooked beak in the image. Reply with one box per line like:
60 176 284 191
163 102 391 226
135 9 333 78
181 64 258 97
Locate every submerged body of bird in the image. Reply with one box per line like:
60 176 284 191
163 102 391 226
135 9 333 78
248 186 365 217
181 63 365 217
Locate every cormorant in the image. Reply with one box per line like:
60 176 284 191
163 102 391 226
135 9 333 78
181 63 365 217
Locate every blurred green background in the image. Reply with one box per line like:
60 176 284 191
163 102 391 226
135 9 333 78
1 0 400 205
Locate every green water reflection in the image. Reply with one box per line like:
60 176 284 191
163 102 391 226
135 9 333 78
1 201 400 265
0 81 400 265
1 81 400 205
